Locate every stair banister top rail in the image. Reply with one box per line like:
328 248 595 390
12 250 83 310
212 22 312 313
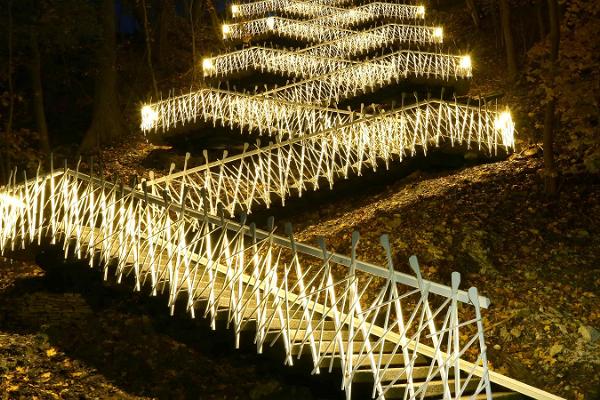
53 169 489 308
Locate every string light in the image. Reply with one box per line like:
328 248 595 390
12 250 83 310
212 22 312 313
458 55 472 77
140 105 158 132
1 0 510 394
495 110 515 147
0 193 26 209
202 58 215 74
222 24 231 38
229 1 426 25
0 168 493 398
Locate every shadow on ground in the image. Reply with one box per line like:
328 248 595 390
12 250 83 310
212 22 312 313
0 250 343 400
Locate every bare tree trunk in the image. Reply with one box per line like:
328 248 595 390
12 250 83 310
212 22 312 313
499 0 518 80
543 0 560 194
187 0 197 83
141 0 159 98
466 0 481 30
30 29 51 155
2 0 15 182
80 0 127 153
536 0 546 40
156 0 172 68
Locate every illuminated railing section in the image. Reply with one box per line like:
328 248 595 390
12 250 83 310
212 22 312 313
0 167 493 399
304 24 444 58
221 19 444 58
202 47 355 78
146 101 514 216
262 51 472 105
139 88 353 138
231 0 339 20
223 16 353 42
147 50 472 135
313 3 425 28
229 1 425 28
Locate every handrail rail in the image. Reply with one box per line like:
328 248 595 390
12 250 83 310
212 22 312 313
52 169 490 307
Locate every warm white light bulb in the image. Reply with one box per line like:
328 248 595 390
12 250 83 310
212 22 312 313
459 55 472 72
222 24 231 36
141 105 159 131
266 16 275 30
417 5 425 18
433 27 443 41
0 193 26 209
202 58 214 72
494 110 515 148
231 4 239 15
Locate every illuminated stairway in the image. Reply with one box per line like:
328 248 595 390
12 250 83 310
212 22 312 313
0 0 564 398
1 168 563 399
0 168 563 399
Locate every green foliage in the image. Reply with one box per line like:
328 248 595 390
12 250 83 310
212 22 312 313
525 0 600 173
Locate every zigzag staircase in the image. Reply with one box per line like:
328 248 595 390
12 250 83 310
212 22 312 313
0 0 565 398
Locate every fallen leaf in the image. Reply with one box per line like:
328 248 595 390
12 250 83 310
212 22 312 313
550 344 563 357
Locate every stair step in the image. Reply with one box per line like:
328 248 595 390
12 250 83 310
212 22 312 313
353 365 454 383
319 352 429 368
291 339 397 356
385 378 479 398
459 393 523 400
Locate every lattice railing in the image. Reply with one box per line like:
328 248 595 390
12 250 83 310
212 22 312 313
223 16 353 42
202 47 465 84
260 50 472 105
213 21 444 75
144 99 514 216
140 88 353 137
229 1 425 28
0 167 493 399
303 23 443 59
203 46 355 79
144 47 473 133
231 0 341 20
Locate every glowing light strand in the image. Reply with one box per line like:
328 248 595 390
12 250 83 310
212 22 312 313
229 1 426 27
145 101 514 217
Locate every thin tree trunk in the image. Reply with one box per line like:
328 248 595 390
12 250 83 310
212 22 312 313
543 0 560 194
492 1 500 49
142 0 159 98
156 0 172 68
80 0 127 153
188 0 197 83
499 0 518 80
30 29 51 155
2 0 15 182
466 0 481 30
536 0 546 40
